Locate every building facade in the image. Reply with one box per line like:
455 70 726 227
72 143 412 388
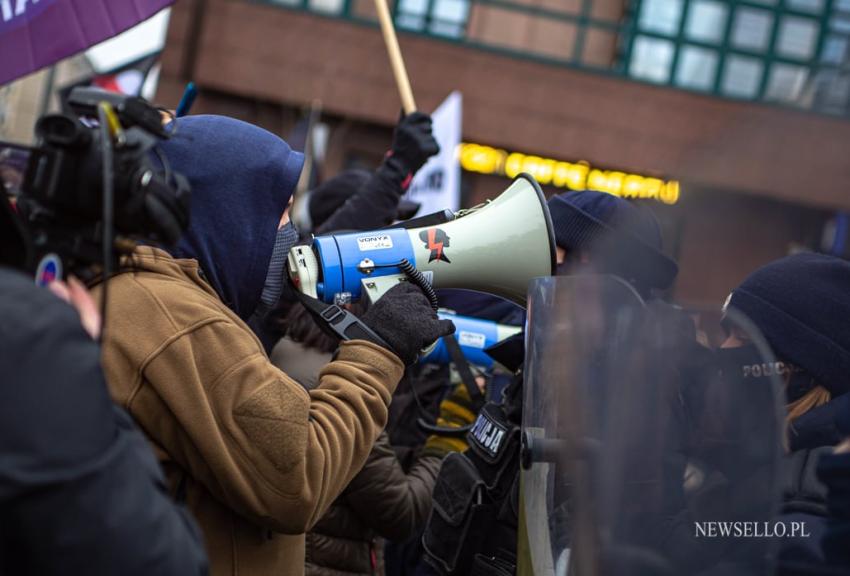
156 0 850 305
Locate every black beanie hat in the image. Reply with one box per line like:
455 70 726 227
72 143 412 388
727 252 850 396
547 190 678 291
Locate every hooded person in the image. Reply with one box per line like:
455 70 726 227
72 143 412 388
256 112 438 352
92 115 454 576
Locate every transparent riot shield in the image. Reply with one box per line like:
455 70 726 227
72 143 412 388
519 275 785 576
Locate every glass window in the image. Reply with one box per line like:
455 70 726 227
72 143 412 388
428 0 468 36
309 0 344 13
270 0 300 5
777 16 819 59
830 16 850 33
397 14 425 30
813 70 850 112
397 0 469 36
722 55 764 97
675 45 719 89
765 63 809 100
731 8 774 52
432 0 468 23
397 0 428 30
638 0 684 36
685 0 727 43
834 0 850 12
399 0 428 15
630 35 675 83
822 35 849 63
787 0 824 13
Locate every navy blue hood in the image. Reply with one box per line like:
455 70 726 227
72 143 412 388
159 115 304 320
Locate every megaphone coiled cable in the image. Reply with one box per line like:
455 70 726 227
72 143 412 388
397 259 439 311
366 259 439 311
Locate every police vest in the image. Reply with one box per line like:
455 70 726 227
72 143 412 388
422 391 522 575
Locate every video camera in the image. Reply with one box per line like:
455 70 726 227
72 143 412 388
0 87 190 282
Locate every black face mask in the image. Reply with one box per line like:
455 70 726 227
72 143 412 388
715 344 791 385
260 221 299 308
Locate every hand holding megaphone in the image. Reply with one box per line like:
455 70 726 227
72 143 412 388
360 282 455 365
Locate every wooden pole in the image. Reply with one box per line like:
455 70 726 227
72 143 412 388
291 99 322 231
373 0 417 115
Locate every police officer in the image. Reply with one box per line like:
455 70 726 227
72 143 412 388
419 190 679 575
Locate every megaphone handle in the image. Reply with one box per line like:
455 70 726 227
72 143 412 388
361 260 438 310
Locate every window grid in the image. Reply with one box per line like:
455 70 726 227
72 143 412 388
263 0 850 116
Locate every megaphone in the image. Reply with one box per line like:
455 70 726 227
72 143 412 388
420 311 522 368
287 173 556 306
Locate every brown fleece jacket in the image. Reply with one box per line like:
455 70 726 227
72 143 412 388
94 247 404 576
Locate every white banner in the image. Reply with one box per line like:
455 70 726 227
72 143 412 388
404 91 462 217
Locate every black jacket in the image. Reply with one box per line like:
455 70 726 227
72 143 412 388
0 268 208 576
315 163 407 235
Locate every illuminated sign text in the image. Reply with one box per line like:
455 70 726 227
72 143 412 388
459 143 680 205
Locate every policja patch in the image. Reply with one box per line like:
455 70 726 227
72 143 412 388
469 406 509 460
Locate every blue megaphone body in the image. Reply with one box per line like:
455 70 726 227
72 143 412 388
420 311 522 368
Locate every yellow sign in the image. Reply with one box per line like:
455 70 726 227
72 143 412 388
459 143 680 205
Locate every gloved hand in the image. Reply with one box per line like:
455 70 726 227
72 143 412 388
361 282 454 365
383 112 440 184
423 383 479 458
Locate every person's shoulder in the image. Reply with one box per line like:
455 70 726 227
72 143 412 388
108 247 233 332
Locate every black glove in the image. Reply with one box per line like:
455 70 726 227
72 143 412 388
361 282 455 365
386 112 440 177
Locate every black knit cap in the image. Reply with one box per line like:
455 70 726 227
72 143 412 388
546 190 678 291
727 252 850 396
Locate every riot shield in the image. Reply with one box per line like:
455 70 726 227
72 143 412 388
519 275 785 576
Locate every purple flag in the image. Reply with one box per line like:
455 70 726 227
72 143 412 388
0 0 174 86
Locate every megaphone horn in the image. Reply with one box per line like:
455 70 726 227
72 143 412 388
287 173 556 306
